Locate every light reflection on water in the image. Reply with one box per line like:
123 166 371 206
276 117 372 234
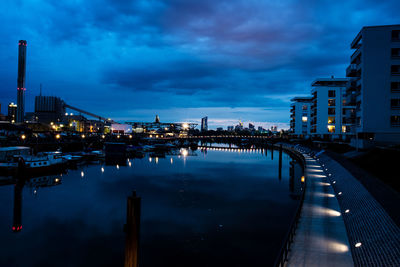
0 146 303 267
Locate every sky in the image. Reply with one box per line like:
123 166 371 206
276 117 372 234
0 0 399 129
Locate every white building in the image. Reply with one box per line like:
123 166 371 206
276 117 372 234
290 97 312 137
346 25 400 147
310 78 353 140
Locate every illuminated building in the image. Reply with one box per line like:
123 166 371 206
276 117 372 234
16 40 27 123
201 116 208 131
8 102 17 123
346 25 400 147
310 78 351 139
290 97 312 137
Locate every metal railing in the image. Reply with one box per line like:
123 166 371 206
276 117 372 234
273 147 307 267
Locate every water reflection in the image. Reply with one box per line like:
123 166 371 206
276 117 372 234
0 144 303 267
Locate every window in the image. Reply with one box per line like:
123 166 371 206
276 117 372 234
328 99 336 106
392 30 400 41
391 116 400 126
302 116 308 122
328 90 336 97
342 126 347 133
391 99 400 109
392 48 400 58
328 117 335 124
391 65 400 75
327 125 335 133
391 82 400 92
302 105 308 110
328 108 336 115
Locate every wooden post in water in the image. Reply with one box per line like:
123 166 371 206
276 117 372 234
271 145 274 160
279 144 282 180
124 191 141 267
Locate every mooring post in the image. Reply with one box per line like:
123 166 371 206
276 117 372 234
271 145 274 160
279 144 282 180
124 191 141 267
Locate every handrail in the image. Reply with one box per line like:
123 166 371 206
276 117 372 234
273 146 307 267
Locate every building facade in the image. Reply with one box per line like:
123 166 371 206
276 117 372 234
8 102 17 123
290 97 312 137
346 25 400 147
201 116 208 132
310 78 352 139
34 96 66 124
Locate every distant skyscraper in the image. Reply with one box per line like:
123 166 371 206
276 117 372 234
155 115 160 123
201 116 208 131
249 123 255 130
227 126 234 131
8 102 17 123
16 40 27 123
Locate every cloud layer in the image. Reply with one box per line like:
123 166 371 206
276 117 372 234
0 0 399 128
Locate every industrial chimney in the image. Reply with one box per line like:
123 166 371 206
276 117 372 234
16 40 27 123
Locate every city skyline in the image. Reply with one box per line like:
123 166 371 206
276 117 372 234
1 0 400 129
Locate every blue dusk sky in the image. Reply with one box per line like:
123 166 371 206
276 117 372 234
0 0 399 129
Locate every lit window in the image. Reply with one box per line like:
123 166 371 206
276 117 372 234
328 117 335 124
328 99 336 106
327 125 335 133
302 116 308 122
342 126 346 133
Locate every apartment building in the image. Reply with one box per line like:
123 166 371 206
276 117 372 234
290 97 312 137
310 78 353 140
346 25 400 147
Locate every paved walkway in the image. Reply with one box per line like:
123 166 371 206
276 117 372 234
317 153 400 267
287 151 354 266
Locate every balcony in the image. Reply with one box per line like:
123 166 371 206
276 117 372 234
342 118 356 125
346 64 359 77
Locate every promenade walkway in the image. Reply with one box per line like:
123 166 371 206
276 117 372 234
287 152 353 266
317 152 400 266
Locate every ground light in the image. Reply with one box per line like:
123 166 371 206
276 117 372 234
355 242 362 248
338 192 342 195
21 134 26 140
345 209 350 213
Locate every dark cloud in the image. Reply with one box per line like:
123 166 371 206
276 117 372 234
0 0 399 125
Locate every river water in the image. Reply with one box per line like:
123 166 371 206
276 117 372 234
0 146 303 267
